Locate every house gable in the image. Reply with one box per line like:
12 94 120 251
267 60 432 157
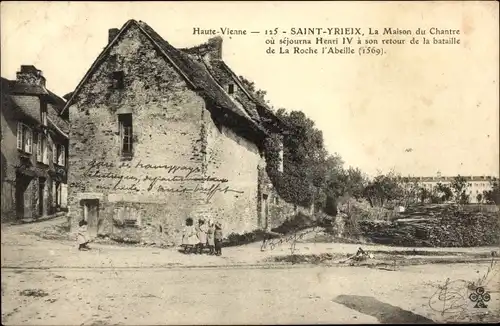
62 20 195 113
61 20 266 141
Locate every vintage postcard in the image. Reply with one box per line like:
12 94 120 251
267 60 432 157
1 1 499 325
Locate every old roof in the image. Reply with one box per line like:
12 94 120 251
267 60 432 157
46 90 66 112
63 92 74 100
9 95 41 122
137 21 263 131
61 19 267 136
9 82 48 96
180 43 287 132
48 103 69 134
206 60 261 122
2 77 68 137
2 74 66 113
1 77 10 92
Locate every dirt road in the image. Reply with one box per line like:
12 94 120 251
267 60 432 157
2 263 499 325
1 219 499 324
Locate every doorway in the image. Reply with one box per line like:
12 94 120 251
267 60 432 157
15 173 33 219
38 177 46 217
55 181 61 209
81 199 100 238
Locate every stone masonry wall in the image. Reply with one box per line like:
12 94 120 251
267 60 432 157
68 24 208 242
202 116 262 235
68 24 265 244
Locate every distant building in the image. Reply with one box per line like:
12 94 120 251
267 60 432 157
1 66 69 221
402 175 498 203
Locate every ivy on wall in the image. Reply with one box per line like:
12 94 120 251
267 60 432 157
263 134 313 207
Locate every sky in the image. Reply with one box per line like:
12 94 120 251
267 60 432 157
1 1 498 177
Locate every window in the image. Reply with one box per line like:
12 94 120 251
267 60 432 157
58 145 66 166
112 71 124 89
36 132 48 164
38 133 44 162
52 143 65 166
42 135 49 164
52 142 58 164
228 83 235 95
17 123 33 154
41 108 47 126
119 114 133 158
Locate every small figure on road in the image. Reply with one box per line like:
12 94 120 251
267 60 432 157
214 222 223 256
196 218 208 254
207 220 215 255
77 220 91 251
182 218 198 254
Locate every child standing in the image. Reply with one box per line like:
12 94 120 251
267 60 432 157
206 220 215 255
182 218 198 254
196 218 208 254
214 222 223 256
77 220 90 251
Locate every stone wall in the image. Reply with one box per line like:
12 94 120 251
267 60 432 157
68 24 207 238
67 24 271 243
203 117 262 234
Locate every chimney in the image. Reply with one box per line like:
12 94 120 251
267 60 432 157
16 65 46 87
207 36 223 60
108 28 120 44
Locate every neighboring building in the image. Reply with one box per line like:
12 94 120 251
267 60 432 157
402 175 498 203
1 66 69 221
61 20 291 243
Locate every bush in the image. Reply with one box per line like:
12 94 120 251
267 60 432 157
224 230 281 247
271 212 317 234
324 196 338 217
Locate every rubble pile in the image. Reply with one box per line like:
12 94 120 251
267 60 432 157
429 208 500 247
359 205 500 247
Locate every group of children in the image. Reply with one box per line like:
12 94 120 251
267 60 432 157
181 217 223 256
76 217 224 256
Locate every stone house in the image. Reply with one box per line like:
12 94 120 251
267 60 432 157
1 66 69 221
62 20 296 244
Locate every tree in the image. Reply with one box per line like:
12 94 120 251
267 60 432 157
239 76 269 105
398 177 420 206
451 175 470 204
418 186 431 204
324 195 338 217
483 180 500 204
266 109 329 208
363 172 402 207
435 182 453 203
476 193 483 204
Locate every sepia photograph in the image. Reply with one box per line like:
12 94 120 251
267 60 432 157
1 1 499 325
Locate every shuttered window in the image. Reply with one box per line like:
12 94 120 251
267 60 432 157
58 145 66 166
37 133 43 162
17 123 23 150
53 142 58 163
119 113 133 158
17 123 33 154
